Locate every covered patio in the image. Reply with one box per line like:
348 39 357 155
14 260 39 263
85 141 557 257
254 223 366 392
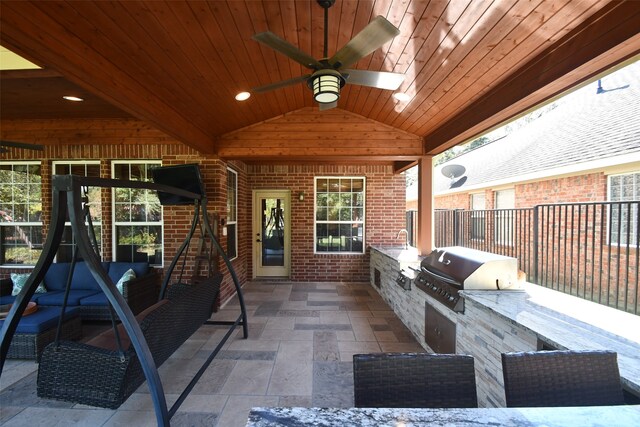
1 0 640 426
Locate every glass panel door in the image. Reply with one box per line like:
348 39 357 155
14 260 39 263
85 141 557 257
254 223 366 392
254 190 290 277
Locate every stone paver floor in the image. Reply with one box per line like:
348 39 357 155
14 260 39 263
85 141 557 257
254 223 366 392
0 281 422 426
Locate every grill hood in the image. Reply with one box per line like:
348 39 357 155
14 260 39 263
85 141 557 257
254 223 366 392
421 246 520 290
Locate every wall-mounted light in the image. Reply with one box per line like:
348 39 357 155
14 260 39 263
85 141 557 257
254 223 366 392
299 191 305 201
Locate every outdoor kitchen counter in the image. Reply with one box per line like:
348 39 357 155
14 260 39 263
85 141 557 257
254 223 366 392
246 405 640 426
461 283 640 397
369 245 424 277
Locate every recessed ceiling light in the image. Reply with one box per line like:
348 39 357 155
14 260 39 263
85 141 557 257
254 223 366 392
235 92 250 101
63 96 84 102
393 92 411 102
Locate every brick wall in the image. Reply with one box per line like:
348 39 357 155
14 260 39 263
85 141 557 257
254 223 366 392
435 172 607 209
247 164 406 282
0 131 249 308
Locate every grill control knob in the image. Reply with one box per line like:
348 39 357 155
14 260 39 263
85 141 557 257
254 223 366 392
448 295 455 302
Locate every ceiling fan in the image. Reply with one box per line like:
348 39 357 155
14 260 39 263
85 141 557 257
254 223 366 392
250 0 405 110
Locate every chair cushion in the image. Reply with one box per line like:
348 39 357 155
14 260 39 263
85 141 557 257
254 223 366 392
86 299 169 351
0 295 41 305
115 269 136 293
78 292 109 307
43 263 71 291
70 262 110 291
108 262 149 283
35 289 100 306
0 306 80 334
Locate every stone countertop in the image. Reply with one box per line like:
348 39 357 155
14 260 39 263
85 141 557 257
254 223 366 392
462 284 640 395
246 405 640 426
369 246 425 278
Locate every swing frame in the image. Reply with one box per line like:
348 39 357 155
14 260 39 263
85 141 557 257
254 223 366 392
0 173 248 426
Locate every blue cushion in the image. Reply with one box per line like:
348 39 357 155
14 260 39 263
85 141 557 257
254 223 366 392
30 290 64 304
43 263 71 291
108 262 149 283
0 306 79 334
70 262 110 291
0 295 16 305
35 289 99 306
78 292 109 307
1 294 40 305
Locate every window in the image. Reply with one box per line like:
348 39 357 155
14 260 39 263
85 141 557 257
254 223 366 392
226 168 238 260
112 161 162 266
315 177 365 253
0 162 43 265
52 161 102 261
470 193 486 240
608 172 639 246
495 188 515 246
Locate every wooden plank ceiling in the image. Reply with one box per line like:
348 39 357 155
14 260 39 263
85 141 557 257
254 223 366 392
1 0 639 163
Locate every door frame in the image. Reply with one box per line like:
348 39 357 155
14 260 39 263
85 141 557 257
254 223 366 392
252 189 291 278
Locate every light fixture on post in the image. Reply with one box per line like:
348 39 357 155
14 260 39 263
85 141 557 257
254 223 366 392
309 69 344 104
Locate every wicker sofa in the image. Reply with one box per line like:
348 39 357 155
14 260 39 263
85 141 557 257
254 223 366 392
0 261 161 321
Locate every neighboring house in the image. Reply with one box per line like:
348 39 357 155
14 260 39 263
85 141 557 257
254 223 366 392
432 62 640 210
413 62 640 314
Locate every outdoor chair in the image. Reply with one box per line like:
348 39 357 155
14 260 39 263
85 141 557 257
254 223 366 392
353 352 478 408
501 349 625 407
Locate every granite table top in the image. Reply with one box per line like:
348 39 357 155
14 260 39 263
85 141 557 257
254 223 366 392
246 405 640 427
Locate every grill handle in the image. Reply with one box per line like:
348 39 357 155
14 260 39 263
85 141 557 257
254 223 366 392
420 265 460 286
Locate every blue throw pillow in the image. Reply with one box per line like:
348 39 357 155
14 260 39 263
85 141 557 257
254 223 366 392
116 269 136 294
11 273 47 296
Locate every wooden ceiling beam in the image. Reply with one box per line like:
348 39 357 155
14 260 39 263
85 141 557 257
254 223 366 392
393 160 418 174
1 69 62 79
423 0 640 154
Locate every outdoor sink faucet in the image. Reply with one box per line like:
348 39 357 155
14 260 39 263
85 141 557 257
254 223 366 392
396 229 409 250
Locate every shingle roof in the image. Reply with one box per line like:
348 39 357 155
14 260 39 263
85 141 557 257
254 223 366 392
434 62 640 194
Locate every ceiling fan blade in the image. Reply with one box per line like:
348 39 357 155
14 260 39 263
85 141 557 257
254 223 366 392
0 140 44 151
252 32 323 70
319 101 337 111
251 75 310 94
343 69 404 90
328 16 400 69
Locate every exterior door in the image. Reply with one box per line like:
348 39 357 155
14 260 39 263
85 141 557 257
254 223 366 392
253 190 290 277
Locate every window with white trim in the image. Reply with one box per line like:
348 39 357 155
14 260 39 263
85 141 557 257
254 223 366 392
470 193 486 240
53 161 102 261
112 161 162 266
0 162 43 265
315 177 365 253
226 168 238 260
494 188 515 246
608 172 639 246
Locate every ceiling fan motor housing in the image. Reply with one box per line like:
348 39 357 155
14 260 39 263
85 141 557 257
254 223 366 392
317 0 336 9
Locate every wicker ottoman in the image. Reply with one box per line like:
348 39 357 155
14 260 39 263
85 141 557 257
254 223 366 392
1 306 82 361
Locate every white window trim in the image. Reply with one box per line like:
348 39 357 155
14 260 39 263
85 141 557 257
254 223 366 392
494 188 515 247
0 161 43 266
606 171 639 246
314 176 366 255
52 160 103 260
227 167 238 261
111 160 163 264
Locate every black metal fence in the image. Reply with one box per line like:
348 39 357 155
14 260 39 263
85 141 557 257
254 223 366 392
418 201 639 315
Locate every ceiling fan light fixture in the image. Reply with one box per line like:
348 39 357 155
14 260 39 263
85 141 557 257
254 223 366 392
311 69 343 104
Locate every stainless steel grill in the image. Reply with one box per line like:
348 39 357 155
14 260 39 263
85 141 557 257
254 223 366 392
414 246 519 312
